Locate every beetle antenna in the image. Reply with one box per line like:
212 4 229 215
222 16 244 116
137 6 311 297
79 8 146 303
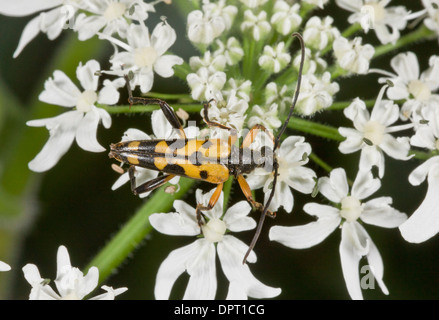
273 32 305 151
242 166 278 264
242 32 304 264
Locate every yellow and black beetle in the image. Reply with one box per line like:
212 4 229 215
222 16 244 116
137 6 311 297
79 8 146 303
109 33 305 263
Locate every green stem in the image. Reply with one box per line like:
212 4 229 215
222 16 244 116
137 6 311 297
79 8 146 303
86 178 196 284
100 103 203 114
222 177 234 213
328 99 375 110
145 92 193 101
289 117 344 141
342 23 362 38
309 152 333 173
409 149 436 161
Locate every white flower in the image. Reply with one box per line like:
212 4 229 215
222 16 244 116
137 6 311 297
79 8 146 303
200 91 249 133
149 189 281 299
189 51 226 73
213 37 244 66
292 47 327 75
187 0 237 45
333 36 375 74
245 135 317 213
303 16 340 51
335 0 410 44
102 21 183 93
295 72 340 116
247 103 282 131
377 52 439 121
338 85 414 178
222 78 252 102
187 67 227 101
258 42 291 74
74 0 155 40
270 1 302 36
22 245 127 300
270 168 407 299
112 110 198 197
27 60 122 172
0 0 82 57
265 82 293 113
240 10 271 41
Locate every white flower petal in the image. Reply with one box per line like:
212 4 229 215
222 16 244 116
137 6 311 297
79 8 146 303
76 60 100 91
400 163 439 243
0 261 10 272
0 0 61 16
27 111 83 172
270 204 341 249
338 128 364 153
351 170 381 200
390 52 419 83
150 207 199 237
155 240 204 300
96 107 112 129
22 264 60 300
319 168 349 203
379 135 411 161
39 70 81 107
339 222 364 300
265 180 294 213
154 55 183 78
361 197 407 228
408 156 439 186
151 22 177 56
222 201 255 232
12 15 41 58
74 14 107 41
76 266 99 298
75 107 106 152
97 82 121 106
359 146 385 178
365 237 389 296
151 110 173 139
218 236 281 299
183 241 216 300
89 286 128 300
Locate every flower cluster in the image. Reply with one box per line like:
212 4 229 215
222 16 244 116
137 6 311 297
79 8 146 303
1 0 439 301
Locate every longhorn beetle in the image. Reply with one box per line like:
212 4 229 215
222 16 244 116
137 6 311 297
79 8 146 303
109 33 305 264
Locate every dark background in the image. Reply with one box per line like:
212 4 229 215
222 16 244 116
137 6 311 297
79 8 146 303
0 1 438 300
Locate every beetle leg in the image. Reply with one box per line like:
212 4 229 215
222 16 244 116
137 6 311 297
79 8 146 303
241 124 275 149
124 75 186 139
237 175 276 218
195 183 224 228
129 165 176 195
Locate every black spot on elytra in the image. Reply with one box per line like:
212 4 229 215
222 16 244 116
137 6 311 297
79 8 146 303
200 170 208 180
